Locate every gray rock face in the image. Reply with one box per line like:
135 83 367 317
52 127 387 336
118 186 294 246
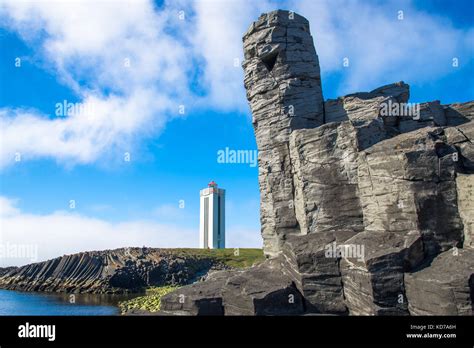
456 174 474 247
159 270 234 315
445 101 474 126
222 257 304 315
405 249 474 315
242 10 325 257
160 10 473 316
160 257 304 315
0 248 228 294
289 122 364 236
340 230 424 315
358 127 464 256
282 231 356 314
447 120 474 171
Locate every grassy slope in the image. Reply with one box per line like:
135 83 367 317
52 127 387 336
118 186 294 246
118 248 264 314
168 248 264 268
118 286 179 314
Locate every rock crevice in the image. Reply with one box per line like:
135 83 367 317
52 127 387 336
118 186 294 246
159 10 473 316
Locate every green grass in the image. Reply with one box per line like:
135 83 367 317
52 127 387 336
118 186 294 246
168 248 265 268
118 286 178 314
118 249 264 314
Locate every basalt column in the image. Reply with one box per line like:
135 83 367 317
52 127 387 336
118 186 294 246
242 10 325 256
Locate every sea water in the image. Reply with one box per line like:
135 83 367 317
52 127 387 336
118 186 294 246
0 289 137 315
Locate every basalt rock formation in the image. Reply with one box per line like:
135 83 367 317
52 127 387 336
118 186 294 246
160 10 474 316
0 248 229 293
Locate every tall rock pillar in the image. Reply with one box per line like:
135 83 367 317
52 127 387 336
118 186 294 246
242 10 325 256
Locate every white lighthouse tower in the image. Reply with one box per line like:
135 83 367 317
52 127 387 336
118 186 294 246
199 181 225 249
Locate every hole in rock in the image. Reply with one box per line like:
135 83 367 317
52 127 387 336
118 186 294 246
261 51 278 72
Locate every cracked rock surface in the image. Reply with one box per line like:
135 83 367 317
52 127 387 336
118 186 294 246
0 248 227 294
160 10 473 315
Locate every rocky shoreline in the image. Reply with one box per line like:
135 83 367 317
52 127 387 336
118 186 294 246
2 9 472 317
156 10 474 316
0 248 262 294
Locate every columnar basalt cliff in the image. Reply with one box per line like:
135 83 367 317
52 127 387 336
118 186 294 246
2 10 470 316
242 10 325 257
0 248 230 293
159 10 474 316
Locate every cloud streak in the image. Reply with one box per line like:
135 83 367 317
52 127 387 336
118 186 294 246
0 195 197 266
291 0 474 94
0 196 261 266
0 0 472 169
0 0 192 168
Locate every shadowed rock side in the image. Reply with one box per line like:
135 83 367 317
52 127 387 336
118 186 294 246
161 257 304 316
0 248 228 293
405 249 474 315
242 10 325 257
160 10 474 316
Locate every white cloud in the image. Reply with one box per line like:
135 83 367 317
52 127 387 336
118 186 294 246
191 0 272 110
291 0 474 95
191 0 472 106
1 0 191 93
0 196 20 216
0 0 191 168
0 90 171 166
152 203 187 220
226 226 262 249
0 0 472 168
0 196 262 266
0 196 198 266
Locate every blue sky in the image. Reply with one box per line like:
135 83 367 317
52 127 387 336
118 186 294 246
0 0 473 265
